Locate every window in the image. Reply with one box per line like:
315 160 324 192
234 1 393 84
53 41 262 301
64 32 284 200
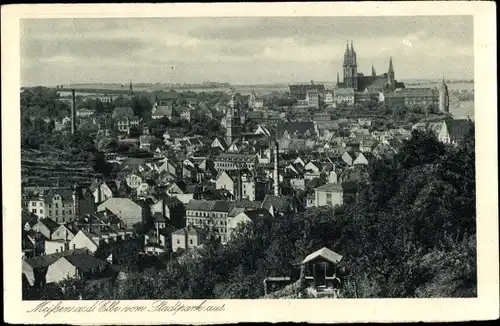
189 239 193 245
31 209 36 213
49 204 52 208
55 203 59 208
39 202 43 207
69 210 72 214
177 239 180 244
55 211 58 215
40 209 44 214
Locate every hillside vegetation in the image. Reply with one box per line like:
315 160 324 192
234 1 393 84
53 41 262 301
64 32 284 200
36 127 476 300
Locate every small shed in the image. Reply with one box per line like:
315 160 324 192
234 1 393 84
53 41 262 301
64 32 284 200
301 247 343 289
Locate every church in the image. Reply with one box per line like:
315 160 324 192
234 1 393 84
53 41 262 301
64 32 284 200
335 41 449 113
336 41 405 94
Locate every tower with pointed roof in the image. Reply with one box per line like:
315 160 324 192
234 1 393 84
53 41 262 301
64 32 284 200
438 77 449 113
372 64 376 77
225 94 242 146
342 41 358 89
387 57 396 91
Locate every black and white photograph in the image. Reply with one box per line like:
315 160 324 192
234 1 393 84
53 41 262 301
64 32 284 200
2 2 498 324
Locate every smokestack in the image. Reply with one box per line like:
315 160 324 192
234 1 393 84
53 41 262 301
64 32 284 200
238 168 243 200
71 89 76 134
273 140 279 196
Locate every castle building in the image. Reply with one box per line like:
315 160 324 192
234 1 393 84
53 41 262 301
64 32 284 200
225 94 242 145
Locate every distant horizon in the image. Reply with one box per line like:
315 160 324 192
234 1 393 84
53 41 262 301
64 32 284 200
21 16 473 87
22 77 475 89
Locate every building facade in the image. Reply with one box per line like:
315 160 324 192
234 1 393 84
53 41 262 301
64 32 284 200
26 186 95 223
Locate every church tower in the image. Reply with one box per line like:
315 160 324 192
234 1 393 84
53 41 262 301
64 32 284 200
225 94 242 146
343 41 358 89
387 57 396 91
438 77 450 113
372 64 376 77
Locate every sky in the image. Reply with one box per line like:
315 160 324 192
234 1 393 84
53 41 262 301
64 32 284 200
20 16 474 86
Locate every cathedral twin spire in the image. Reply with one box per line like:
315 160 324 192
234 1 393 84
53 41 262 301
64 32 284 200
343 40 357 66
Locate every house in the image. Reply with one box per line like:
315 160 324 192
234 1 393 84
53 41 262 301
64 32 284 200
185 199 234 244
358 118 372 127
69 228 141 266
306 193 316 208
76 108 95 118
44 223 79 255
31 218 60 240
228 208 273 238
97 198 144 229
215 171 236 195
180 108 194 121
301 247 343 290
26 186 95 223
124 172 143 189
22 229 45 258
112 106 135 120
139 135 156 152
261 195 296 217
89 180 119 204
211 137 228 151
359 138 379 153
171 225 208 252
314 182 358 207
303 161 322 180
437 119 474 145
290 178 306 190
143 224 178 255
254 124 272 137
214 153 258 171
165 181 200 204
277 122 316 140
149 196 186 229
158 159 178 176
78 209 124 230
341 151 357 166
293 157 306 167
45 252 116 293
151 103 177 120
324 92 334 105
136 179 156 198
334 88 355 105
327 170 339 184
353 152 374 166
22 248 90 288
115 116 140 134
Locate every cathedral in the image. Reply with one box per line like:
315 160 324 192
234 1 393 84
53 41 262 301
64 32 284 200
335 41 449 113
336 41 405 93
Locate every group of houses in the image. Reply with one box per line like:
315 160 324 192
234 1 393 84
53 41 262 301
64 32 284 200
22 83 473 296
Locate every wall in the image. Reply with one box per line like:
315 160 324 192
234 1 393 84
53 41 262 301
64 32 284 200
46 258 77 284
69 231 99 253
171 233 186 252
45 240 68 255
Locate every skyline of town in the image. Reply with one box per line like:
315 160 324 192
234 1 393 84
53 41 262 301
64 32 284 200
21 16 473 86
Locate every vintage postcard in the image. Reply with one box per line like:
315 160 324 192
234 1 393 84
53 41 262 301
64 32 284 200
2 2 498 324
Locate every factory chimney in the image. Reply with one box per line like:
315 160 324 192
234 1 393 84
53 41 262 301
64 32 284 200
238 167 243 201
71 89 76 134
273 138 279 197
